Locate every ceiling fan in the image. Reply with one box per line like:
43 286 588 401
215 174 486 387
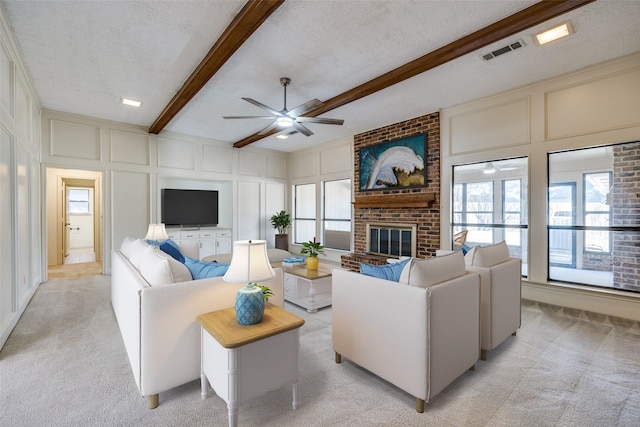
483 161 521 174
223 77 344 137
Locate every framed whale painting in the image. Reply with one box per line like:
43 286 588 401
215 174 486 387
358 134 427 191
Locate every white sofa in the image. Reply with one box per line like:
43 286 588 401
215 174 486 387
111 238 284 409
332 251 480 412
464 241 522 360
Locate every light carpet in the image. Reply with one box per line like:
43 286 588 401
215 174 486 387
1 275 640 426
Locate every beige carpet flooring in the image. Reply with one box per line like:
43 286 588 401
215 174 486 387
1 274 640 426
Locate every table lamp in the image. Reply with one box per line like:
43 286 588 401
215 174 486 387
144 223 169 242
223 240 275 325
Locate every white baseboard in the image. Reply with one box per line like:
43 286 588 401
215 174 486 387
522 280 640 321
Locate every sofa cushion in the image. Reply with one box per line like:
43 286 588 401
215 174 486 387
408 251 466 288
360 258 410 282
468 241 510 267
184 257 230 280
139 249 192 285
159 239 185 263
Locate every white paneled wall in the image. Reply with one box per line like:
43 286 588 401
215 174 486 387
0 127 13 332
236 180 261 241
440 52 640 321
41 117 290 270
289 137 353 264
0 10 42 349
111 170 149 252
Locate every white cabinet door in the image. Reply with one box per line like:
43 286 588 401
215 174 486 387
199 239 216 258
215 236 232 254
198 230 217 258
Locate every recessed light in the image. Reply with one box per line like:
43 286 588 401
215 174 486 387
534 21 574 46
276 134 288 140
121 97 142 108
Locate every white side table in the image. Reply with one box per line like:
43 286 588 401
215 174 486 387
197 305 305 427
283 264 332 313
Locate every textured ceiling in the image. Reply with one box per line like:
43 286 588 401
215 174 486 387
2 0 640 152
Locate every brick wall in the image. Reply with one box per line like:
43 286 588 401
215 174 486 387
611 142 640 291
341 112 440 271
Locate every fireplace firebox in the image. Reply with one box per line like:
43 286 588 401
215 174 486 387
366 222 417 258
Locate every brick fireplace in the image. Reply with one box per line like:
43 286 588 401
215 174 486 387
341 112 441 272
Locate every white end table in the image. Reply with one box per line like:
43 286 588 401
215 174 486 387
282 264 332 313
197 305 305 427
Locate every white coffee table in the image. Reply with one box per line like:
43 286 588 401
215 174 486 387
197 305 305 427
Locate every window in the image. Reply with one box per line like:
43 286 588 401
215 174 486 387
454 181 494 244
503 179 522 246
583 172 611 253
548 142 640 293
322 179 351 251
453 158 528 274
293 183 315 244
67 188 90 214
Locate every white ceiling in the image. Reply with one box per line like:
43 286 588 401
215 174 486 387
2 1 640 152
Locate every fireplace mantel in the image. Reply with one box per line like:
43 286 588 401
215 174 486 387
353 193 435 209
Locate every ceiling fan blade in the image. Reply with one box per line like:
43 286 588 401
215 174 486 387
291 121 313 137
288 99 322 117
257 120 280 135
223 115 277 119
242 97 282 116
295 117 344 125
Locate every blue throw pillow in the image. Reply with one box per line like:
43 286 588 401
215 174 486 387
159 239 185 263
459 244 472 255
146 239 162 246
184 257 230 280
360 258 410 282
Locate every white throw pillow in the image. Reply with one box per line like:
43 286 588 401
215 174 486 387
408 251 466 288
128 240 154 271
469 241 510 267
139 249 192 286
120 237 146 259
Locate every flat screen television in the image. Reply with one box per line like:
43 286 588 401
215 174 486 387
161 189 219 227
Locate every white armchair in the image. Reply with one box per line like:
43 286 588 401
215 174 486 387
332 251 480 412
465 241 522 361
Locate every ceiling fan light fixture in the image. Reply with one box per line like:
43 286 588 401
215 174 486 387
276 134 288 139
483 162 497 174
534 21 574 46
276 117 293 127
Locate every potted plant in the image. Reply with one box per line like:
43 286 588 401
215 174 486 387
270 210 292 251
300 237 325 270
258 284 274 302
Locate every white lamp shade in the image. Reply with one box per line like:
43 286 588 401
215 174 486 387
145 223 169 241
223 240 275 283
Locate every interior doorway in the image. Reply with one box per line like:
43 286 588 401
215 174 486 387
46 167 103 279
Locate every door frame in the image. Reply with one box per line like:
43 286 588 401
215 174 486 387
45 167 103 269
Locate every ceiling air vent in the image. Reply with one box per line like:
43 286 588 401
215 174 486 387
482 39 525 61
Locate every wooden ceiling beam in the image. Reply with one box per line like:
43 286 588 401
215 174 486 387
149 0 285 135
233 0 594 148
